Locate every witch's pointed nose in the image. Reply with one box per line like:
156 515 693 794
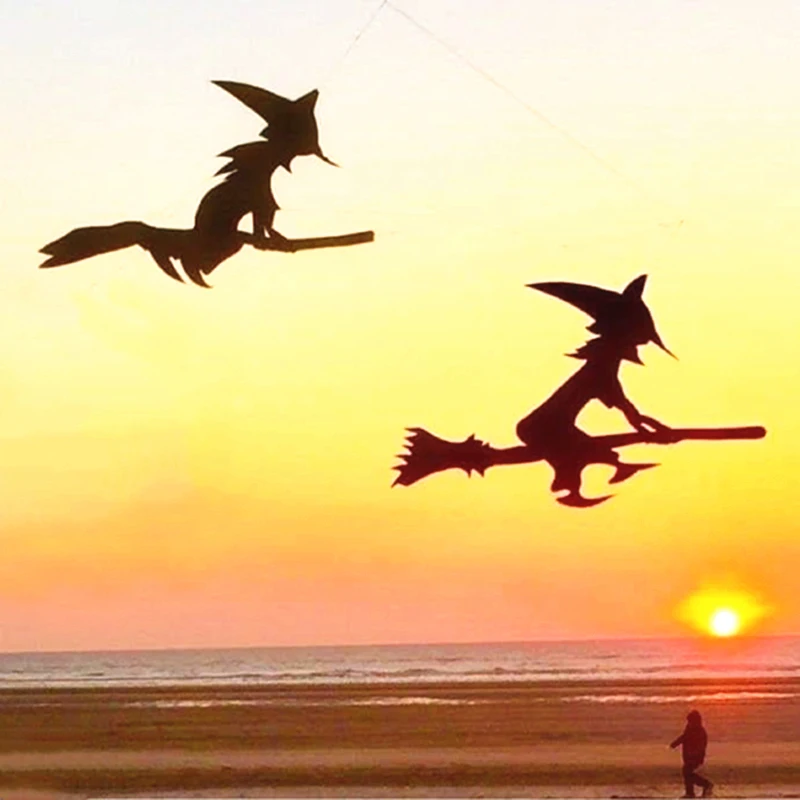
314 144 338 167
652 330 677 359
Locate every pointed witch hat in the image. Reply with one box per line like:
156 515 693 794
212 80 337 166
527 274 675 357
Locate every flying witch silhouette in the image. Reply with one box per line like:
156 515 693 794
39 82 373 287
393 275 766 507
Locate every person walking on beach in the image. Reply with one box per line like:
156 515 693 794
670 709 714 798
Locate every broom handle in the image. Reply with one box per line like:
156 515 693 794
239 231 374 251
598 425 766 449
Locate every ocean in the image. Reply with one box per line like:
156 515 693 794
1 636 798 692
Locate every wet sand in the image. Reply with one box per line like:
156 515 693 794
0 677 798 798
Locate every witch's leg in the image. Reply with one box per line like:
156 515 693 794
587 446 658 484
550 461 612 507
547 430 613 507
180 232 243 287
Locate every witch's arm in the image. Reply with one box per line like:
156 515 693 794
618 395 670 434
608 381 673 437
251 191 288 246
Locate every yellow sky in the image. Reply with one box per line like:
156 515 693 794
0 0 798 651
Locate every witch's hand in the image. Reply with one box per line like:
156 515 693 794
638 416 679 443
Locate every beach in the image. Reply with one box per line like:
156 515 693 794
1 676 798 799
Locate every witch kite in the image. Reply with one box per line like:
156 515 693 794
393 275 765 507
39 81 373 287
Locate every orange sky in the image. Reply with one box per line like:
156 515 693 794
0 0 798 651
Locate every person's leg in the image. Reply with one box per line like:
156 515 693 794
689 767 713 796
682 764 696 797
696 772 714 797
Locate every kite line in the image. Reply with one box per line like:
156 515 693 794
325 0 682 219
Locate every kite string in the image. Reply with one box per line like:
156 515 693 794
383 2 666 209
325 0 684 224
320 0 391 90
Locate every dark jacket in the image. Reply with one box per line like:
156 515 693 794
671 717 708 766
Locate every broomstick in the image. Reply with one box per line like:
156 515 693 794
40 226 375 287
392 425 767 488
241 230 374 251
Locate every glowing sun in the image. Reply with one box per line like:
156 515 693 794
676 583 771 637
708 607 741 637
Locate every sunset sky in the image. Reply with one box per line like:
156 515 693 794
1 0 798 651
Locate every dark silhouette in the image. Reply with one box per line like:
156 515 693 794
393 275 766 506
671 710 714 798
39 82 373 287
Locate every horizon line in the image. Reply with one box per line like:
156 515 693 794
2 631 797 658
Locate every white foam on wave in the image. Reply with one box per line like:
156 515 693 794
121 696 480 709
563 691 798 704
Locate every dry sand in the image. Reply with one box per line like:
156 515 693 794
0 677 797 799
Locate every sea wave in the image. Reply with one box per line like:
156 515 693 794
6 696 483 709
1 638 799 689
564 691 798 704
